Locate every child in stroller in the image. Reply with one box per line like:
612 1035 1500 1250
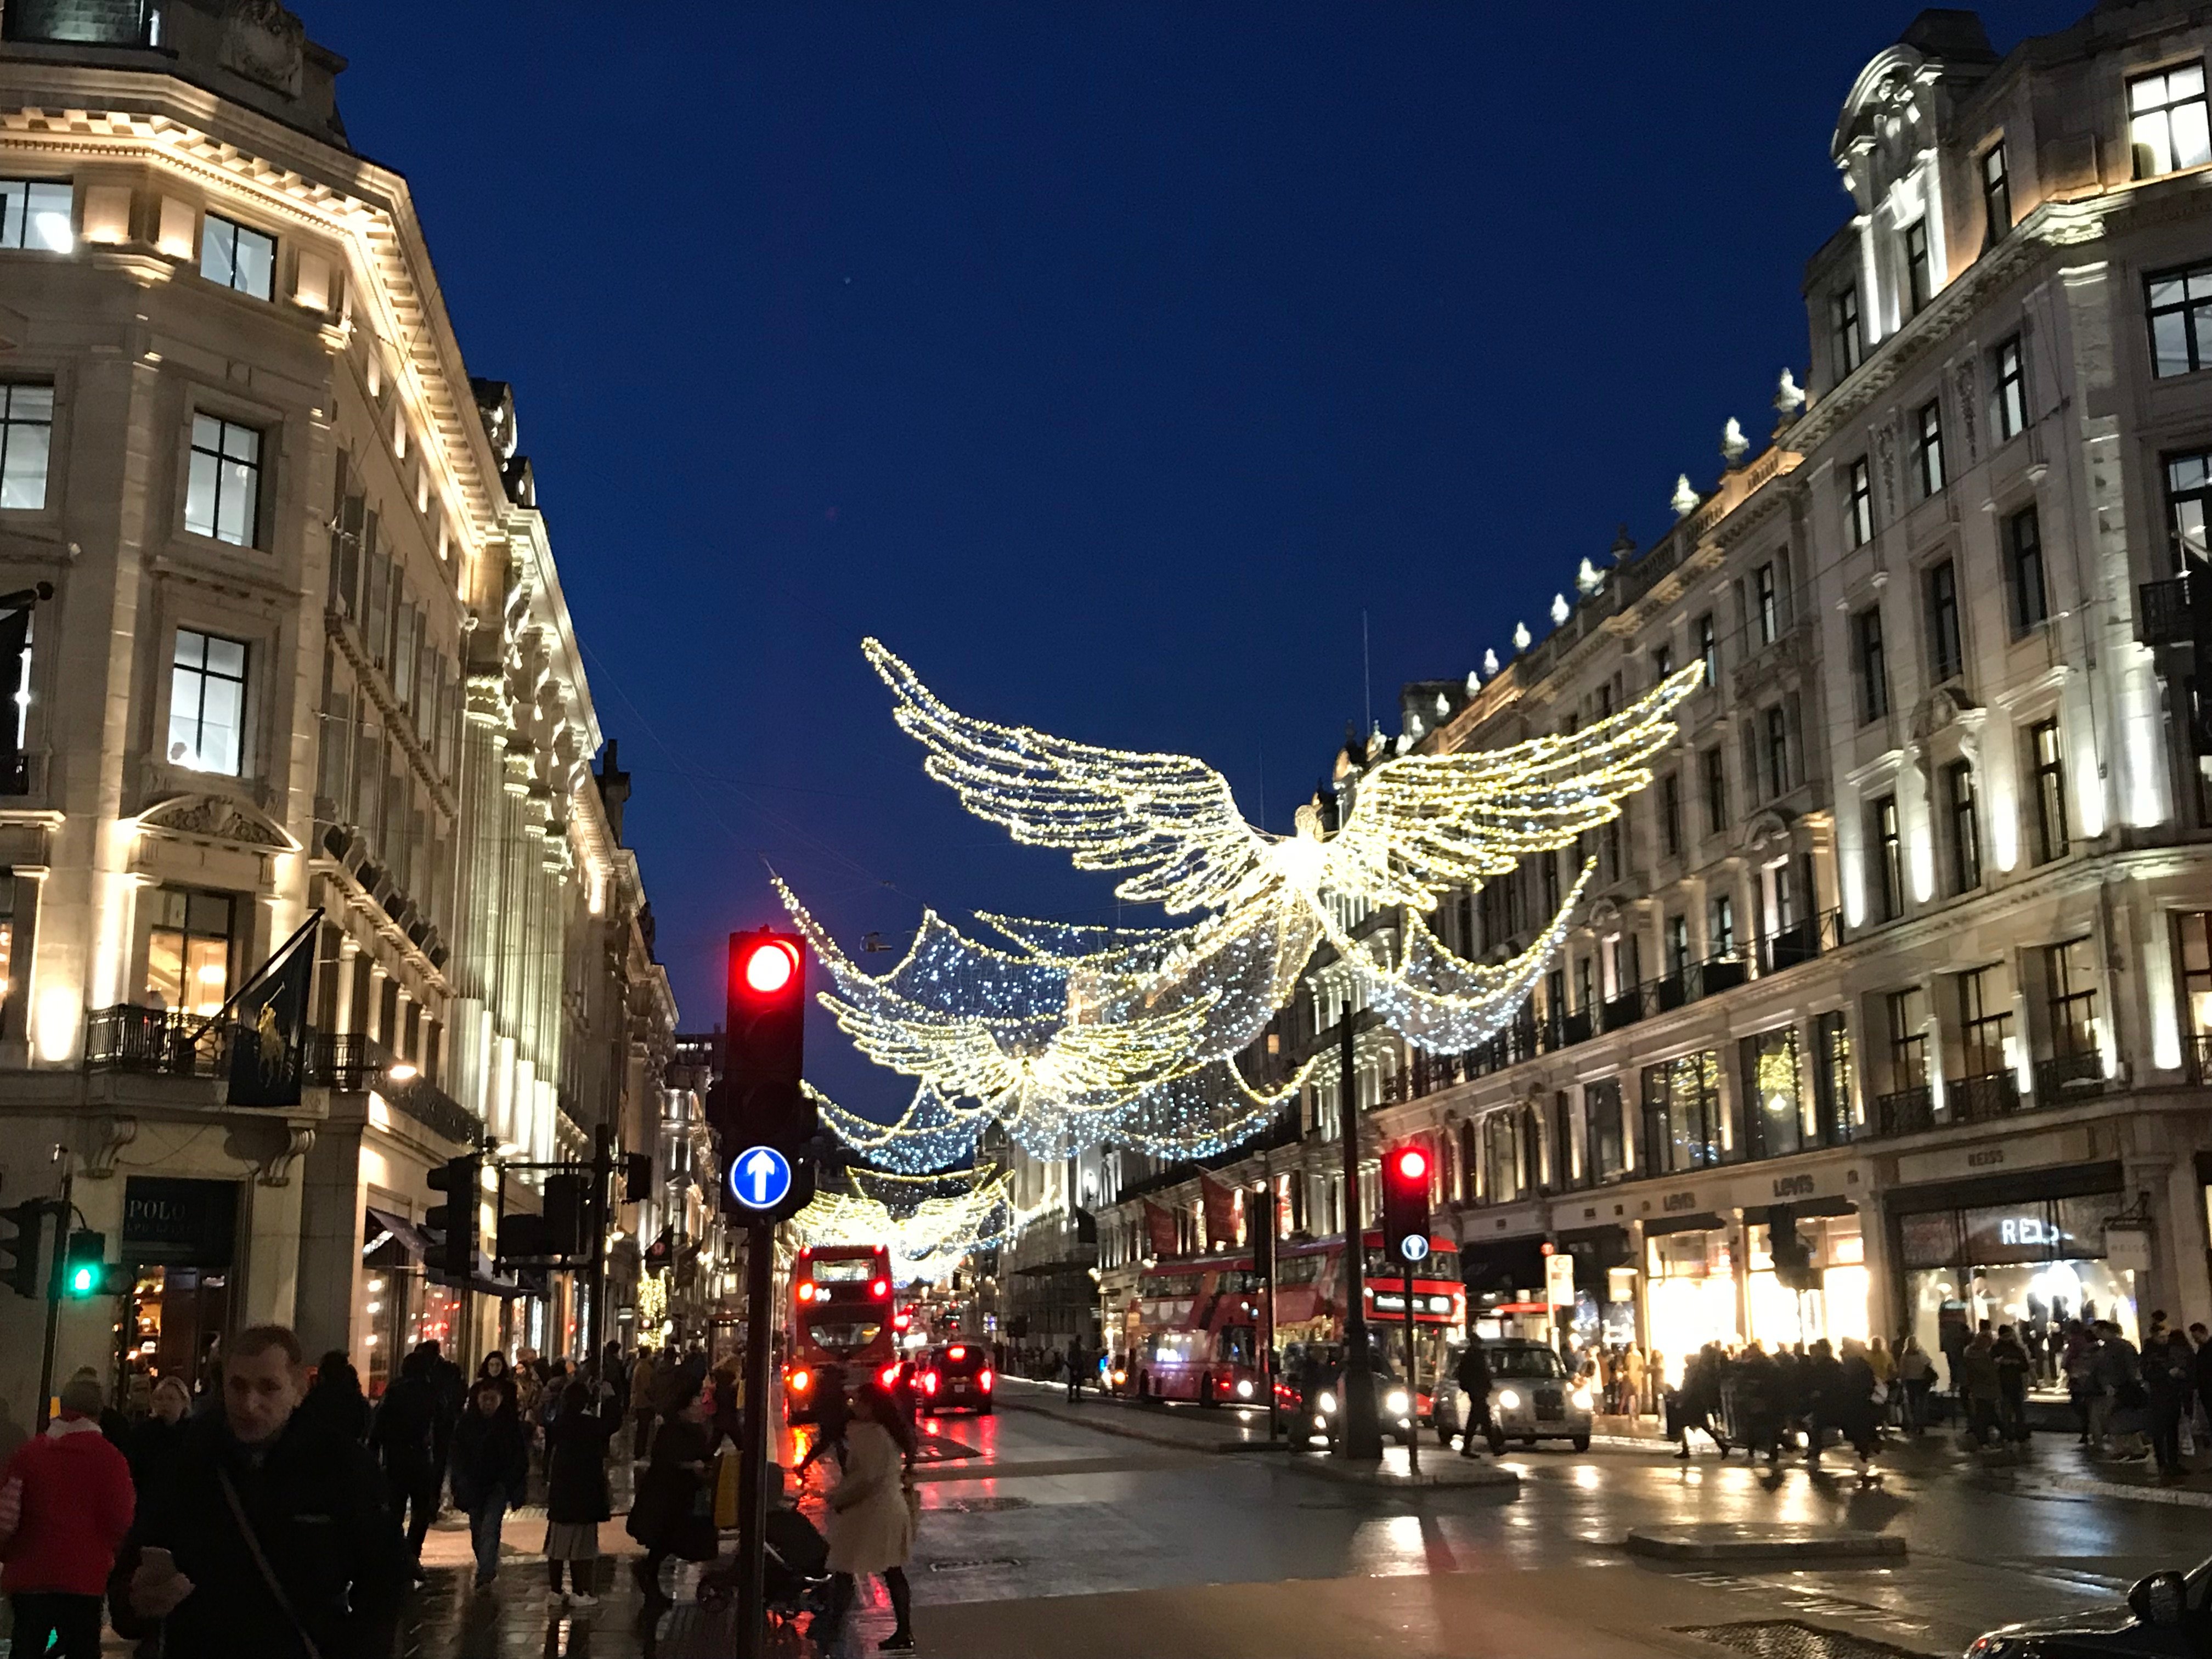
696 1464 833 1623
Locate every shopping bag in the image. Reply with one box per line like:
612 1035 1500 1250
714 1448 740 1531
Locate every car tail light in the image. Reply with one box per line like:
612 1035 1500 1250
923 1370 939 1395
947 1345 966 1361
789 1368 812 1393
871 1279 888 1299
979 1368 994 1391
879 1364 899 1388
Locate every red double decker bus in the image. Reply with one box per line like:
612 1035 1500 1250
783 1243 896 1420
1125 1231 1463 1409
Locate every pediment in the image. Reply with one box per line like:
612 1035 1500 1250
136 792 300 853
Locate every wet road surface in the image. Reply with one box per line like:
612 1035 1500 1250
383 1395 2212 1659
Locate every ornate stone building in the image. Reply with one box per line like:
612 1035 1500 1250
1101 1 2212 1384
0 0 675 1409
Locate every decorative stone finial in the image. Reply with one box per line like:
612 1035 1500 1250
1774 367 1806 415
1671 474 1700 518
1551 592 1571 626
1512 621 1532 652
1720 417 1748 465
1577 556 1604 596
1482 649 1500 678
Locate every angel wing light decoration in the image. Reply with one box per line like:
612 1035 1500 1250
789 640 1700 1162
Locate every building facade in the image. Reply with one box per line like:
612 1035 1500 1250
0 0 675 1412
1101 1 2212 1385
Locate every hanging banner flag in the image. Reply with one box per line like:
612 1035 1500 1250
226 912 320 1108
1200 1176 1237 1250
1143 1201 1178 1261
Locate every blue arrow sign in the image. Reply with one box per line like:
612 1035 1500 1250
730 1146 793 1211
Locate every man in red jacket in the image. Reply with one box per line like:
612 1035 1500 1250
0 1374 136 1659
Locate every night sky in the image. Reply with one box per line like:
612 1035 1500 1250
303 1 2086 1118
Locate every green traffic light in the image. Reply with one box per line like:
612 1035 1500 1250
69 1264 94 1295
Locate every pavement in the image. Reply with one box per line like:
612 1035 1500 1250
69 1398 2212 1659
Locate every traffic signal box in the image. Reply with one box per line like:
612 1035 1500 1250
425 1153 481 1280
0 1199 50 1299
707 929 816 1222
1381 1144 1432 1270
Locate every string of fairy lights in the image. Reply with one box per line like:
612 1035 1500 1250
793 639 1699 1170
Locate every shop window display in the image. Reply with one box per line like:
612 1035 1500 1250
1646 1227 1735 1386
1744 1214 1871 1353
1901 1192 2135 1394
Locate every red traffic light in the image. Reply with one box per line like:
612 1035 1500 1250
736 936 800 996
1392 1147 1429 1182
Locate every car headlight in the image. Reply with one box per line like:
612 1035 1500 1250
1497 1389 1521 1411
1314 1413 1328 1429
1317 1391 1337 1414
1570 1388 1594 1410
1236 1379 1255 1398
1386 1390 1411 1417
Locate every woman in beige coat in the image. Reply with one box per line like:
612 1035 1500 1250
821 1383 916 1651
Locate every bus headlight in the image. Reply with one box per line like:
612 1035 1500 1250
1497 1389 1520 1411
1385 1389 1410 1417
1236 1378 1255 1399
1317 1391 1337 1414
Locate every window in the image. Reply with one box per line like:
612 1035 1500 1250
2007 505 2048 633
1944 760 1981 894
1600 818 1622 886
2029 718 2068 864
2046 936 2099 1058
1854 607 1889 724
168 630 247 775
1959 965 2011 1077
1887 986 1930 1091
2169 451 2211 572
1994 335 2027 440
1660 772 1682 858
2149 262 2212 379
1904 219 1933 315
1641 1051 1722 1174
1742 1026 1808 1158
1846 456 1874 548
1585 1078 1623 1179
1912 398 1946 497
1871 792 1903 921
1927 559 1961 682
2176 912 2212 1059
0 383 52 510
1652 642 1674 681
1981 143 2011 247
1754 562 1779 645
1540 847 1560 917
2129 63 2210 179
1702 746 1728 834
1666 913 1689 975
1710 893 1735 958
199 213 275 300
1831 283 1864 376
1764 704 1790 797
0 179 72 252
1813 1010 1857 1141
184 414 262 546
1695 612 1718 685
142 888 235 1017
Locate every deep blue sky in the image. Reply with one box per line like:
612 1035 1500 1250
307 1 2085 1117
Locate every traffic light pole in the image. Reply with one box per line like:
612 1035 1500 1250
1335 1012 1381 1462
585 1125 613 1372
1403 1260 1420 1475
735 1220 774 1659
35 1164 72 1429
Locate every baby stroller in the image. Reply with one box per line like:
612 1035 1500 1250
696 1465 833 1626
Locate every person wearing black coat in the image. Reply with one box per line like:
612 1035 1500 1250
449 1379 530 1590
120 1327 410 1659
543 1382 615 1604
297 1352 373 1444
367 1347 443 1566
627 1387 714 1606
127 1374 196 1499
1454 1340 1493 1458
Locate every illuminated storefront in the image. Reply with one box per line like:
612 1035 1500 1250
1892 1169 2137 1381
1644 1217 1736 1385
1743 1208 1870 1353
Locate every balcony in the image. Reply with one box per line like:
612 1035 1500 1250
2035 1049 2107 1103
1876 1085 1935 1137
1947 1070 2022 1125
2138 573 2195 650
1755 910 1846 975
2191 1035 2212 1085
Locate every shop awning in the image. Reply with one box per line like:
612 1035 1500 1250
363 1206 534 1299
363 1206 432 1265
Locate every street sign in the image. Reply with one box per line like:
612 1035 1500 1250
1396 1232 1430 1263
729 1146 793 1212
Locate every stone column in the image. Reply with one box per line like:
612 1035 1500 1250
331 936 360 1036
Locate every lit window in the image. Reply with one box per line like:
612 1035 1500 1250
1904 220 1933 315
142 888 235 1017
1711 893 1735 958
2130 63 2210 179
0 179 72 252
1981 143 2010 247
2029 718 2068 865
0 384 52 510
1831 284 1864 375
184 414 262 545
1945 760 1981 894
1754 562 1779 645
200 213 275 300
1912 399 1945 497
1846 456 1874 548
1695 612 1718 685
2008 505 2047 634
2168 451 2212 573
1927 560 1961 683
1871 793 1903 922
2147 261 2212 379
1993 335 2027 440
1958 964 2008 1075
168 629 247 776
